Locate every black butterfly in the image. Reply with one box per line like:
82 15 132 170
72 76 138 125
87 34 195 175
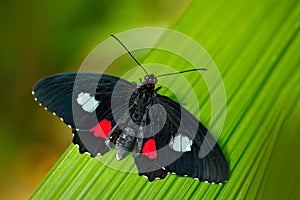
32 35 229 184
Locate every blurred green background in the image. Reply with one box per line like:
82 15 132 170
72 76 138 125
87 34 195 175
0 1 189 199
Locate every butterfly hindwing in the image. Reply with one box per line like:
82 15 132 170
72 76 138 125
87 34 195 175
72 129 110 157
134 153 168 182
132 136 168 181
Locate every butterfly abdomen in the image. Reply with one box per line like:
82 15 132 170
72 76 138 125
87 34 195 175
114 127 136 160
107 120 140 160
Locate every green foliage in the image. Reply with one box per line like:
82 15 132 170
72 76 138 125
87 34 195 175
31 0 300 199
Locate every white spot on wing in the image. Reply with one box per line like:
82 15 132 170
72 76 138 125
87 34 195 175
76 92 100 113
169 134 193 152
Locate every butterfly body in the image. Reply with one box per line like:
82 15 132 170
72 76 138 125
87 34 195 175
107 74 158 160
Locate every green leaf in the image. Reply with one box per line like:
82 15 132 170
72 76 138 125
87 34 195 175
30 0 300 199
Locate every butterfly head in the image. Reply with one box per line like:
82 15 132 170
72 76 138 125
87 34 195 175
143 74 157 85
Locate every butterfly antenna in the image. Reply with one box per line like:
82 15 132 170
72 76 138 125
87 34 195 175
156 68 207 78
111 34 149 75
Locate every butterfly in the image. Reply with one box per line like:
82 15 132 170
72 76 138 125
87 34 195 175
32 35 229 184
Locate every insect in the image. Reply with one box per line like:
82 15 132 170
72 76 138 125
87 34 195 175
32 35 229 183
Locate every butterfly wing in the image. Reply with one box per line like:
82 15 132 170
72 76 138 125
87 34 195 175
156 94 229 183
135 94 229 183
33 72 135 156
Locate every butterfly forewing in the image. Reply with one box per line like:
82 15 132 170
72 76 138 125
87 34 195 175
33 73 134 129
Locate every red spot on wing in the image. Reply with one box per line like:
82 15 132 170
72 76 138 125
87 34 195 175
142 139 157 159
89 119 112 138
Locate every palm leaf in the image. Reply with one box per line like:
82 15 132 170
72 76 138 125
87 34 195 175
30 0 300 199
